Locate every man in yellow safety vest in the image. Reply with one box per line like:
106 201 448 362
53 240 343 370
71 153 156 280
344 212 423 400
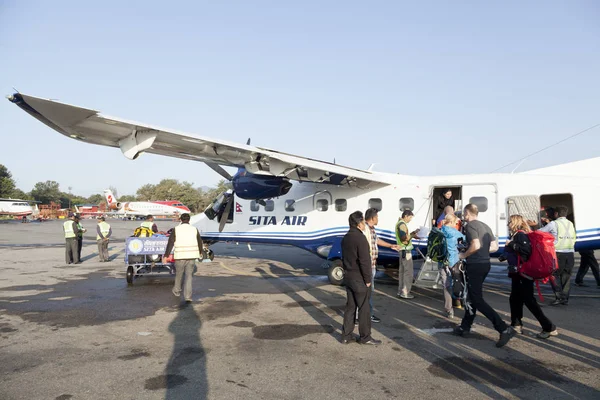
63 213 80 264
163 213 203 303
540 205 577 305
141 214 158 233
96 216 112 262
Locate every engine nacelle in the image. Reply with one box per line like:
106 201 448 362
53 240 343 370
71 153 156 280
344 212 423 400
232 170 292 200
108 202 121 210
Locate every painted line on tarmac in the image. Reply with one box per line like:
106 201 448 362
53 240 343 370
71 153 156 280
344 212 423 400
218 261 309 278
218 261 256 276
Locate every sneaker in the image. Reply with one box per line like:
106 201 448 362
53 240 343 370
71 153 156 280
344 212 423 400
446 311 454 319
496 327 517 348
574 282 588 287
550 298 566 306
453 326 470 337
511 325 523 334
536 329 558 339
399 294 415 299
172 289 181 298
371 315 381 323
359 338 382 345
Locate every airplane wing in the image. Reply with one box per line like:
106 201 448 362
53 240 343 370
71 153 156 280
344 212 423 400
9 93 393 187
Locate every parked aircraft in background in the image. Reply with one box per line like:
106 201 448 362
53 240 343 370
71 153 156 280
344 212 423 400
104 189 186 218
0 198 39 217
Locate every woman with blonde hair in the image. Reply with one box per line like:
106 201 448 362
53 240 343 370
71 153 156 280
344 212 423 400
438 213 465 318
504 215 558 339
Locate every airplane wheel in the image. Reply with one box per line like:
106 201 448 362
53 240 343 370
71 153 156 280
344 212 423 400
327 259 344 286
126 266 134 285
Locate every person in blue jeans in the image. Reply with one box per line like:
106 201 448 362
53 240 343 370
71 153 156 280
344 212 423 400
439 214 465 318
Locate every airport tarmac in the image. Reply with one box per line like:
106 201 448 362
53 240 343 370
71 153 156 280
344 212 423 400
0 220 599 400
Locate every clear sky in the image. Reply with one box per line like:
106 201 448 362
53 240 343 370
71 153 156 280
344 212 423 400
1 1 599 197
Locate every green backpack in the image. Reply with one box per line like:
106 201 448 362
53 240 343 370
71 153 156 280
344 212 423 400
427 227 448 263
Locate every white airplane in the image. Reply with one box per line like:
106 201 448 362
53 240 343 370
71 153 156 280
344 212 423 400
103 189 189 218
0 198 39 217
9 93 600 284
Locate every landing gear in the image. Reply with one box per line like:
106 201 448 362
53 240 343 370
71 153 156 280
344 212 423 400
203 248 214 261
327 259 344 286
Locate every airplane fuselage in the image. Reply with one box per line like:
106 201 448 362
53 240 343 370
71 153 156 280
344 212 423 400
192 171 600 265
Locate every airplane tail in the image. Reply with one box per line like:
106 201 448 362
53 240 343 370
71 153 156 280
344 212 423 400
103 189 121 210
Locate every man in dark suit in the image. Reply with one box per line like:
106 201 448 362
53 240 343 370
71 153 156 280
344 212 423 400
341 211 382 345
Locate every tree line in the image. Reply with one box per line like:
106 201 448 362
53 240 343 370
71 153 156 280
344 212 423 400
0 164 230 214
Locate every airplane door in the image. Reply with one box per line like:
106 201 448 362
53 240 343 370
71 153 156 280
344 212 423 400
461 184 498 234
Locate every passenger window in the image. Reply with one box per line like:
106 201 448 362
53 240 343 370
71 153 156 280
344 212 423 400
285 200 295 212
399 198 414 211
335 199 347 212
265 200 275 212
469 197 488 213
369 198 382 211
316 199 329 212
250 201 260 212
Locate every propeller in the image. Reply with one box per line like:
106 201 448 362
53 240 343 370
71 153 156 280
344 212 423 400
205 162 232 180
218 193 234 232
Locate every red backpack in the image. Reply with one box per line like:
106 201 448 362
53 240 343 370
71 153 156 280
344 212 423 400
518 230 558 300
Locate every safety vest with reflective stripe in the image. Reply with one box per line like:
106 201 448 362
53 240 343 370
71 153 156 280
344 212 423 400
64 221 76 239
141 221 154 230
97 222 111 240
395 219 414 251
555 217 576 251
174 224 201 260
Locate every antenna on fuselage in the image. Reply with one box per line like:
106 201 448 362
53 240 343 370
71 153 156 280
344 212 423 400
491 123 600 173
367 163 376 171
246 138 251 145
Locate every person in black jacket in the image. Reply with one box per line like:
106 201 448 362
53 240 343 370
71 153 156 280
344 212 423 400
341 211 381 345
433 189 454 226
504 215 558 339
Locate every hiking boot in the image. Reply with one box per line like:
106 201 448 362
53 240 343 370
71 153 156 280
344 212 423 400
511 325 523 334
536 329 558 339
496 327 517 348
453 326 470 337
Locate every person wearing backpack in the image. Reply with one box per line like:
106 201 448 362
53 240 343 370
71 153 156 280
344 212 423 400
439 214 465 318
504 215 558 339
540 206 576 306
454 204 516 348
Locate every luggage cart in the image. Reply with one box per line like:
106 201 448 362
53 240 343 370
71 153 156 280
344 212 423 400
124 236 175 285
